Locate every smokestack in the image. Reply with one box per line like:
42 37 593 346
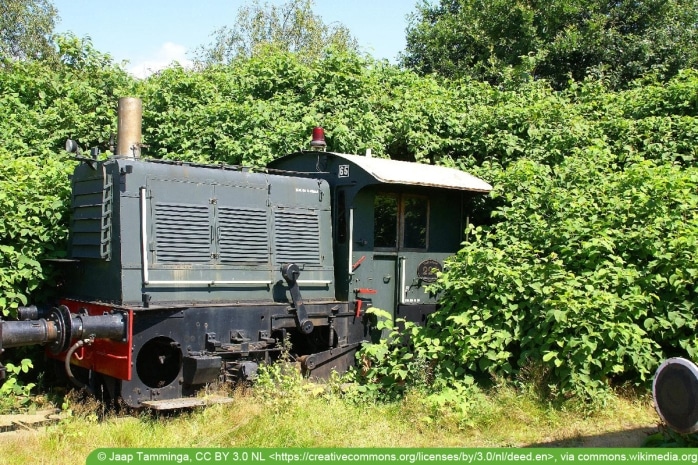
116 97 142 158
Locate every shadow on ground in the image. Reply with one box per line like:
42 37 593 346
528 426 659 447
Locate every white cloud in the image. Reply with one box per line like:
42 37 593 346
126 42 193 79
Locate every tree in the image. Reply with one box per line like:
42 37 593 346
0 0 58 62
402 0 698 89
194 0 359 65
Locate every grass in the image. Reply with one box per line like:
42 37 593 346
0 376 659 465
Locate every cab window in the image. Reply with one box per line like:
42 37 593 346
403 196 428 249
374 193 429 250
374 193 398 248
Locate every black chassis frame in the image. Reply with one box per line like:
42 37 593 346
117 301 365 408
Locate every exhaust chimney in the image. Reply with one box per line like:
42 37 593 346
116 97 142 158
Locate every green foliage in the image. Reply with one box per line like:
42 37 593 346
402 0 698 89
311 69 698 402
254 361 305 414
0 359 35 411
0 153 71 313
136 50 466 166
253 333 311 414
194 0 359 65
423 75 698 400
0 0 58 63
351 308 432 401
0 33 133 314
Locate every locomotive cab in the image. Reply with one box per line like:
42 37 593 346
268 152 492 326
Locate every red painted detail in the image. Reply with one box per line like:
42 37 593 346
73 345 85 361
355 299 363 318
355 288 377 294
47 300 133 381
352 255 366 271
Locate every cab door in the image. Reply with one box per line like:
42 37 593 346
363 192 400 313
350 191 431 318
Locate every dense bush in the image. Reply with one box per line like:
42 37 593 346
0 34 132 315
425 151 698 399
135 49 472 166
422 74 698 399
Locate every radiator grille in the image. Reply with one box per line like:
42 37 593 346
155 203 211 263
274 210 320 265
218 207 269 264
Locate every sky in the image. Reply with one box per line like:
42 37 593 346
51 0 418 78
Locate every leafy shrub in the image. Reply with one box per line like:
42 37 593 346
0 359 35 411
0 34 133 315
426 144 698 399
0 152 73 314
350 308 436 401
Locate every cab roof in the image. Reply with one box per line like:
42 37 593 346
270 152 493 193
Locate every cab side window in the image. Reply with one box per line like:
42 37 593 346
403 196 428 249
373 193 428 250
374 193 398 248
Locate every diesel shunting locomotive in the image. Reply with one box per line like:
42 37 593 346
0 98 491 409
